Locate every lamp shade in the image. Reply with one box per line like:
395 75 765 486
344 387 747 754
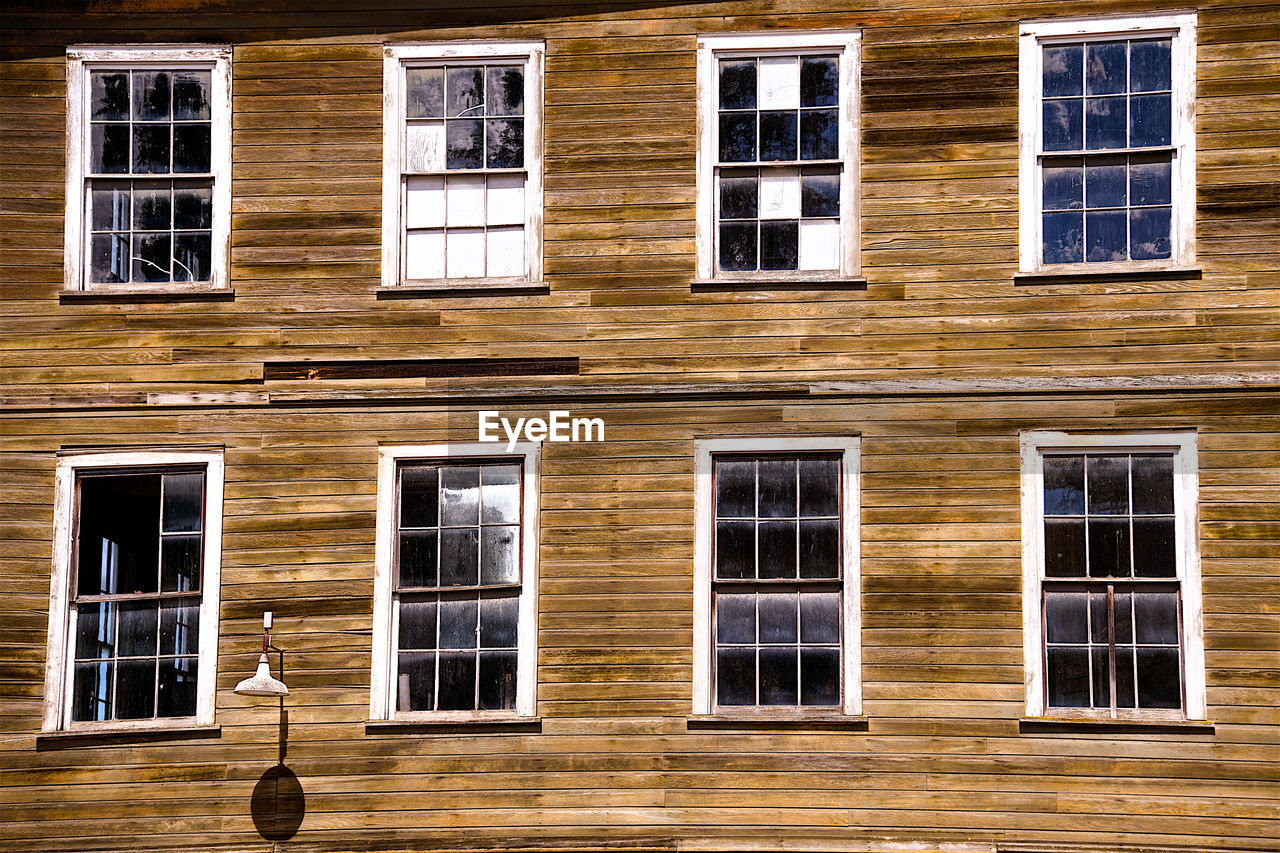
234 653 289 697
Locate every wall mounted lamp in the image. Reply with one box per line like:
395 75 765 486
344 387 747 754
234 611 290 698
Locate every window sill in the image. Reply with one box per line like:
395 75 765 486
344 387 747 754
36 723 221 750
691 276 867 292
1014 267 1202 286
1019 716 1214 735
378 280 549 299
366 715 542 734
687 713 868 731
60 287 235 304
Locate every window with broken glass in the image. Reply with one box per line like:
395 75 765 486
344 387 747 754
70 470 205 722
1041 453 1184 712
715 55 844 274
393 461 522 712
399 63 528 280
713 455 842 708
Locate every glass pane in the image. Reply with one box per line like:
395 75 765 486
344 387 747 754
132 185 171 230
1130 94 1171 147
480 464 520 525
439 528 479 586
1091 646 1111 708
439 597 478 649
758 520 797 579
799 519 839 579
399 599 438 650
1130 39 1172 92
1115 646 1136 708
406 67 444 118
798 457 839 516
719 60 756 110
91 71 130 121
1136 647 1181 708
759 111 797 161
90 233 130 283
716 593 755 644
91 182 131 230
1134 592 1179 644
400 466 439 529
1089 591 1109 644
1085 97 1126 150
715 520 755 579
445 119 484 169
172 71 210 121
157 656 198 717
1114 591 1133 644
159 599 200 657
715 459 755 518
77 474 161 596
441 466 480 526
75 602 116 660
800 647 839 705
132 71 170 121
91 124 130 173
758 459 796 518
1088 518 1131 577
716 647 755 705
486 118 523 169
1043 45 1083 97
397 651 436 711
1046 647 1090 707
758 647 798 705
760 220 799 270
173 125 211 173
758 592 798 643
72 660 114 722
1042 211 1083 264
480 525 519 585
1129 157 1172 206
478 650 517 710
160 534 201 592
799 109 837 160
1042 162 1083 211
1044 591 1087 644
1132 518 1176 577
718 221 757 271
399 529 438 588
437 652 477 710
1085 42 1126 95
800 57 838 107
173 233 211 282
1087 455 1129 514
161 473 203 533
799 591 839 644
1043 455 1085 515
1042 100 1082 151
133 231 172 282
1085 159 1126 208
800 169 839 217
132 125 171 174
479 594 518 648
1044 518 1085 577
719 113 757 163
719 171 758 220
486 66 523 116
173 182 212 229
1085 209 1126 262
446 66 484 116
115 658 157 719
1130 208 1171 261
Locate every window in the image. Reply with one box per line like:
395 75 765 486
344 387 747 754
381 42 544 288
693 438 860 716
1020 432 1206 720
371 443 539 720
43 451 224 731
1019 14 1196 272
64 46 231 291
695 31 860 281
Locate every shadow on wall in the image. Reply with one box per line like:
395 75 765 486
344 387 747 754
250 701 305 842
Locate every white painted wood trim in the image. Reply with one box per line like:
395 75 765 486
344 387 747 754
695 30 862 281
692 436 862 716
380 41 545 288
1019 430 1204 719
64 45 232 292
43 449 225 732
370 442 541 720
1017 13 1197 273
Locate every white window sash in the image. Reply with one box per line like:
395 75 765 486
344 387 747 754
1019 430 1206 720
1017 13 1197 273
692 436 862 716
695 31 861 281
371 442 540 720
381 42 545 287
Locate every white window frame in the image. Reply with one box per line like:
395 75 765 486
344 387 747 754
42 449 225 732
370 442 540 721
1019 430 1206 720
692 437 861 716
695 30 862 282
381 41 545 289
1018 13 1197 274
64 45 232 292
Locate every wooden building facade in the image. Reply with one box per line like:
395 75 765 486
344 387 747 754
1 0 1278 851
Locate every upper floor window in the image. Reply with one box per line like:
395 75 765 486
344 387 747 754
696 32 860 282
65 46 231 291
371 444 539 721
1020 432 1206 721
693 438 861 717
1019 14 1196 273
382 42 544 289
43 451 225 731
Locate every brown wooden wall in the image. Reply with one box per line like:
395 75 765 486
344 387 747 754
0 0 1278 851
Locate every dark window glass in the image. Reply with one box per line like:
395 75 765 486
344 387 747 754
1044 518 1085 577
132 125 171 174
717 594 755 645
1130 208 1171 260
1042 211 1083 264
1045 591 1087 644
758 520 797 579
758 592 798 644
1043 455 1085 515
172 71 211 121
800 58 838 107
1085 159 1127 208
799 109 837 160
1085 209 1127 262
407 67 444 118
801 169 839 217
485 66 524 116
1043 100 1083 152
436 652 477 710
132 71 170 121
718 221 758 271
1047 647 1090 707
486 118 524 169
445 119 484 169
799 519 839 579
1132 518 1176 577
91 124 131 174
91 72 130 120
719 113 756 163
446 67 484 117
759 111 797 161
758 647 798 705
1130 39 1171 92
759 220 799 270
172 125 211 173
1087 455 1130 515
715 459 756 518
715 520 755 579
1085 42 1127 95
1129 158 1172 206
800 647 839 705
718 60 757 110
719 171 758 220
716 648 755 705
1042 45 1083 97
1130 94 1171 147
1043 162 1083 212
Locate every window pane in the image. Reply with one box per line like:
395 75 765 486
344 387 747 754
1130 208 1171 260
439 528 479 586
1089 591 1109 644
1044 518 1085 577
159 599 200 657
1130 94 1171 147
77 474 161 596
1114 591 1133 644
446 66 484 116
800 169 839 217
72 660 114 722
716 647 755 705
716 593 755 645
1134 592 1179 644
400 466 439 528
1132 517 1176 577
160 473 203 533
75 602 116 661
758 520 797 579
719 221 758 271
173 233 210 282
718 113 757 163
478 650 517 710
1129 157 1172 207
1042 211 1083 264
397 651 436 711
1043 455 1085 515
132 71 170 121
1088 518 1131 577
133 231 172 281
90 233 129 283
1087 455 1129 514
1042 44 1083 97
715 459 755 518
479 594 519 648
758 592 798 643
759 111 797 161
758 459 797 518
799 519 839 579
115 658 157 719
1085 210 1126 262
1042 100 1083 152
91 182 131 231
1085 97 1126 150
160 535 201 592
1046 647 1090 707
486 118 523 169
1045 591 1087 644
91 72 130 120
445 119 484 169
719 60 757 110
480 525 519 585
760 220 799 270
91 124 130 173
1136 647 1181 708
1085 42 1126 95
715 520 755 579
798 457 839 516
719 171 758 220
173 125 211 173
132 125 172 174
439 597 478 650
173 182 213 229
799 109 837 161
759 57 798 109
399 599 438 650
800 647 839 705
761 167 800 220
1091 646 1111 708
437 652 477 710
480 465 520 524
1042 162 1083 211
1130 39 1172 93
799 591 839 644
440 466 480 526
172 71 210 121
1085 159 1126 209
128 186 169 232
157 656 198 717
486 66 524 116
406 67 444 118
800 58 838 107
1116 646 1137 708
758 647 798 705
399 529 438 588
